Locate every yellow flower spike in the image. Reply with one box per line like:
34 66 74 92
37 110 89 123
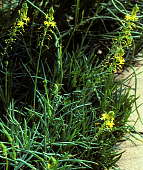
115 56 125 65
44 21 50 27
101 113 110 120
101 111 115 121
17 21 25 28
44 21 56 28
125 4 139 22
49 21 56 28
125 14 138 21
119 57 125 65
23 17 30 24
125 15 131 21
106 120 115 129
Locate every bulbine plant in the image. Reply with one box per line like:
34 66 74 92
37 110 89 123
105 4 140 73
0 0 142 169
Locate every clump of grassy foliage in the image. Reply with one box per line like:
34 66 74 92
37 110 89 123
0 0 143 169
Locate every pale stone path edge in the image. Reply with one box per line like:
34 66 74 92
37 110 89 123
116 58 143 170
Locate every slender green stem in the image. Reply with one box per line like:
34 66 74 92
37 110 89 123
33 27 48 109
26 0 47 17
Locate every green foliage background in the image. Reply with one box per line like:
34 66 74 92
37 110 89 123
0 0 143 169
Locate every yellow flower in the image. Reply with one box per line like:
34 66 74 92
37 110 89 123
50 21 56 27
101 111 115 121
44 21 49 26
23 17 30 24
17 21 25 28
119 57 125 65
101 113 110 120
106 120 115 128
125 14 138 21
124 30 131 36
115 56 125 65
44 21 56 27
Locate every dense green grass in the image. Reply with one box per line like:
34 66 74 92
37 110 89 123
0 0 143 169
0 65 135 169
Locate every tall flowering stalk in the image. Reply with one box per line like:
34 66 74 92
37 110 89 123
3 3 30 55
95 111 115 137
107 5 139 72
101 111 115 129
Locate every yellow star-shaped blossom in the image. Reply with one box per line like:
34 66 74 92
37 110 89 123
106 121 115 128
125 14 138 21
101 113 110 120
23 17 30 24
44 21 56 28
17 21 25 28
